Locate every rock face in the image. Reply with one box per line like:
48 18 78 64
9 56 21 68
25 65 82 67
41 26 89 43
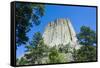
43 18 80 49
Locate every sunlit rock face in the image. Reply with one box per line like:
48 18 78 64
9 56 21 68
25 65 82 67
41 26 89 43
43 18 80 49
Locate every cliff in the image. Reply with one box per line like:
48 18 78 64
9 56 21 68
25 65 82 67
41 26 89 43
43 18 80 49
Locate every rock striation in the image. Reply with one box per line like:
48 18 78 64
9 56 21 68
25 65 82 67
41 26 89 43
43 18 80 49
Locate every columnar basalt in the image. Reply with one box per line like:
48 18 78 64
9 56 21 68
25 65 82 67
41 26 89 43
43 18 80 49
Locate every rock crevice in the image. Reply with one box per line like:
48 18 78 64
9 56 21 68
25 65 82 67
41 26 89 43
43 18 80 49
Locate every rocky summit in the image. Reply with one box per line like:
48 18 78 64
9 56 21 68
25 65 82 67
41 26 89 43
43 18 80 49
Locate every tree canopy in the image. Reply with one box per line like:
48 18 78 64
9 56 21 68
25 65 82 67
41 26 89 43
24 32 49 64
72 26 97 62
16 3 45 46
73 45 96 62
77 26 96 46
49 46 66 63
16 23 97 65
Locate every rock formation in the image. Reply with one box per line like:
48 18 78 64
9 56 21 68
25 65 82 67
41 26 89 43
43 18 80 49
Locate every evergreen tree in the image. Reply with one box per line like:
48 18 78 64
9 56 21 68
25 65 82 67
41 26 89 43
58 43 71 53
77 26 96 46
17 57 28 65
24 32 49 64
16 2 45 46
49 46 66 63
72 26 97 62
74 45 96 61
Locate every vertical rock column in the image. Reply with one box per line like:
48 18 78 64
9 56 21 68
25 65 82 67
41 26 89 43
43 18 79 49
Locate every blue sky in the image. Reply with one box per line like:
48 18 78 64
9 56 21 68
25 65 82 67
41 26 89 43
16 4 96 58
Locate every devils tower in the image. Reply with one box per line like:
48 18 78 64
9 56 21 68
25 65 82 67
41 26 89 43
43 18 80 49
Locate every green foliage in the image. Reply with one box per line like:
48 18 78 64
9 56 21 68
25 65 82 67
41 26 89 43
16 3 45 46
24 32 49 64
48 46 66 63
58 53 67 62
30 32 43 47
58 43 71 53
73 45 96 62
17 57 28 65
17 25 97 65
72 48 77 61
73 26 97 61
77 26 96 46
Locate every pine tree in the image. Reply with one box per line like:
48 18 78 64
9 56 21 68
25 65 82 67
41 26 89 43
24 32 49 64
16 2 45 46
77 26 96 46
